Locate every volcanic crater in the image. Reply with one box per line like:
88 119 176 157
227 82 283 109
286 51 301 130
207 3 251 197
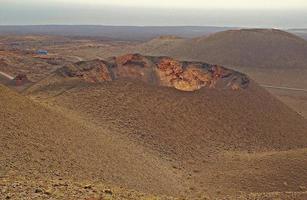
57 54 250 91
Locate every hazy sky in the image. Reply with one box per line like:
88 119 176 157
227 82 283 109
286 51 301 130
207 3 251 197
0 0 306 27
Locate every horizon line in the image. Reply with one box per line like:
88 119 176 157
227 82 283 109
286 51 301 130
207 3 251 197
0 24 306 30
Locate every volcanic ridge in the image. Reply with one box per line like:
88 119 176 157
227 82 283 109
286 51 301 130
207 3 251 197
56 54 249 91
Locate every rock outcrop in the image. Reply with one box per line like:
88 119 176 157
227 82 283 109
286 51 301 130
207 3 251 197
57 54 249 91
58 60 113 83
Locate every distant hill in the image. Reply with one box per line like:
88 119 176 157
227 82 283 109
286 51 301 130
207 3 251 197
288 29 307 40
138 29 307 69
1 25 306 42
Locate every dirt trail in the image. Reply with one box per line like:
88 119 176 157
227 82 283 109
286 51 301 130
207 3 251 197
261 84 307 92
0 71 14 80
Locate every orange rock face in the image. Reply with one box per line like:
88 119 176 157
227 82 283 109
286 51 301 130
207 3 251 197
58 54 249 91
156 58 184 87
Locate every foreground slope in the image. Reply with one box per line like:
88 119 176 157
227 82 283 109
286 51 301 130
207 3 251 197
0 84 186 199
25 55 307 198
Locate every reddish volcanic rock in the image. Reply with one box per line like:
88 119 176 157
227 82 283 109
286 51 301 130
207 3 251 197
10 74 31 86
57 54 249 91
58 59 113 82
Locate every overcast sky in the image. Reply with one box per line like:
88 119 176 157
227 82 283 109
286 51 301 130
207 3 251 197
0 0 306 28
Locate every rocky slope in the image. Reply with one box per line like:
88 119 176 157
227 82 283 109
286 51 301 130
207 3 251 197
55 54 249 91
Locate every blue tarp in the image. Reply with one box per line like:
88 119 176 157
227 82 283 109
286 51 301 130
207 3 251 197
37 50 48 55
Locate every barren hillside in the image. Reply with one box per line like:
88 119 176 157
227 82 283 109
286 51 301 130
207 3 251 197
138 29 307 69
0 84 187 199
22 54 307 199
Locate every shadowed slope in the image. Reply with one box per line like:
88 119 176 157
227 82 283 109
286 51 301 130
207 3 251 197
0 84 186 198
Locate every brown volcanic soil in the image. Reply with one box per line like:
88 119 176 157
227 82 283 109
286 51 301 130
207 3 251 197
0 84 187 199
23 55 307 198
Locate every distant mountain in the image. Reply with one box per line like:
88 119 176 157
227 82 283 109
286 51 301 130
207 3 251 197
0 25 237 41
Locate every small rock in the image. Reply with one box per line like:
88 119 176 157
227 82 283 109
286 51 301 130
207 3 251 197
52 183 60 187
216 190 222 194
2 187 7 193
35 188 43 193
44 189 52 195
53 190 64 198
299 186 306 191
189 187 195 191
283 182 288 186
53 171 60 176
84 184 92 189
11 182 20 188
104 189 112 195
53 181 68 187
